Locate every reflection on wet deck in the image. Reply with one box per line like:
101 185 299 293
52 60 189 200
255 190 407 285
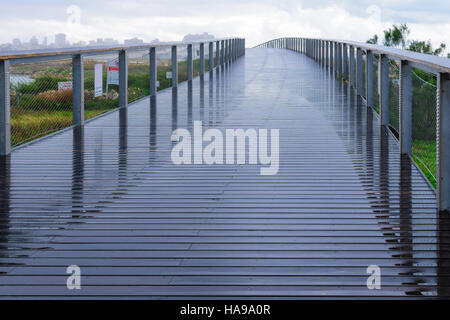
0 48 449 299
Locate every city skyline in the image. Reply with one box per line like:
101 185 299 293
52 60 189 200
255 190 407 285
0 32 217 52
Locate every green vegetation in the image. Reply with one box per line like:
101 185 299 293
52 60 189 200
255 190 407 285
367 24 449 187
10 58 205 147
412 140 437 188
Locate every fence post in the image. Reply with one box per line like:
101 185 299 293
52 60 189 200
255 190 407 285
0 59 10 155
337 43 342 76
221 40 225 65
119 50 128 108
356 48 363 96
150 47 157 96
216 41 220 66
330 42 334 71
437 72 450 212
199 43 204 74
209 42 214 72
349 46 355 88
379 54 390 127
72 54 84 125
366 50 374 107
334 42 338 73
343 44 348 80
187 44 193 81
171 45 178 87
399 60 412 155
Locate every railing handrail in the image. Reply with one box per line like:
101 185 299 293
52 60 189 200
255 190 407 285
0 37 246 158
0 37 244 62
254 37 450 74
255 36 450 213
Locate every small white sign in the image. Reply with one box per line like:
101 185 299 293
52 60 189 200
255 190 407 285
107 58 119 85
166 72 172 79
94 64 103 97
58 81 72 91
156 81 160 87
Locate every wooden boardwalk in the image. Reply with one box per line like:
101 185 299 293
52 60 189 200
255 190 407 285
0 48 448 299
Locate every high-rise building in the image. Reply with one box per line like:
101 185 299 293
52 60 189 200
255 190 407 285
55 33 67 48
30 36 39 47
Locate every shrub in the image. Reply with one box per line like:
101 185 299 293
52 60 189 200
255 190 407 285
18 76 69 94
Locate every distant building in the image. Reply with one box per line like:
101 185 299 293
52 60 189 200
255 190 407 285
72 40 87 47
124 37 144 45
55 33 67 47
183 32 215 42
30 36 39 47
12 38 21 47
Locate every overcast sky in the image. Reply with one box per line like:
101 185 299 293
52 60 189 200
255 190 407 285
1 0 449 51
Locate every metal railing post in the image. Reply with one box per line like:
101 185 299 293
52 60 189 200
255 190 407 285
199 43 205 74
119 50 128 108
337 43 342 76
366 50 374 107
330 42 334 71
72 54 84 125
437 72 450 212
0 59 10 155
356 48 363 96
221 40 225 65
343 44 348 80
209 42 214 72
334 42 338 74
187 44 193 81
316 40 319 60
349 46 355 87
379 54 390 127
399 60 412 155
150 47 157 96
171 45 178 87
215 41 220 66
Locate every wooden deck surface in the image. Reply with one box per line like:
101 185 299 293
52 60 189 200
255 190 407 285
0 48 448 299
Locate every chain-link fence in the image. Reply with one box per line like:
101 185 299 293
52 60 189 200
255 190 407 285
10 59 73 147
177 45 188 83
84 54 119 119
389 61 400 135
373 54 380 113
193 44 201 77
156 47 172 90
128 49 150 103
411 70 437 187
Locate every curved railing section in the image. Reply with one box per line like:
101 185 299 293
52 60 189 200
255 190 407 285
0 37 245 153
256 37 450 213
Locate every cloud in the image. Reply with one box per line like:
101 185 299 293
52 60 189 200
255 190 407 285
0 0 448 53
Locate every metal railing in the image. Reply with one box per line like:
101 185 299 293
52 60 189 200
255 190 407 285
0 37 245 151
256 37 450 213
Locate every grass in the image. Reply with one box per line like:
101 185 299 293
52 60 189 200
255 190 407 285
412 139 437 188
11 109 112 146
10 58 205 148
